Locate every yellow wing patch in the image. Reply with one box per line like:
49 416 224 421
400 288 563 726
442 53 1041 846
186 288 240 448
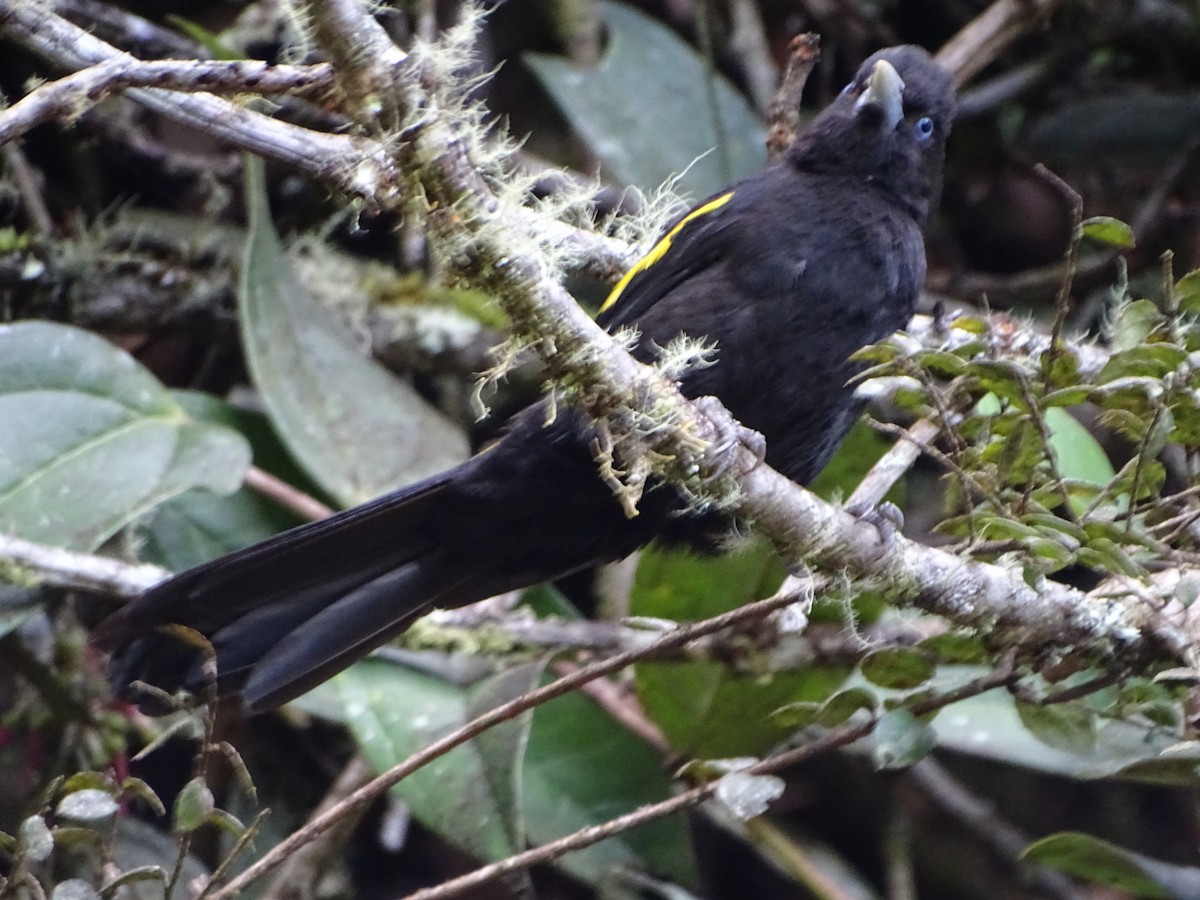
599 192 735 313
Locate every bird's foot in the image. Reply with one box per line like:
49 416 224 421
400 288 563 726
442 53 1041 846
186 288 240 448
691 396 767 481
845 499 905 547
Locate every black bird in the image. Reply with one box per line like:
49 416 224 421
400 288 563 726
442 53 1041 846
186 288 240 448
96 46 956 714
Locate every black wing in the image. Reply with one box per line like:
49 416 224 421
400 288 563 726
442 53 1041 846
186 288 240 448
596 190 740 331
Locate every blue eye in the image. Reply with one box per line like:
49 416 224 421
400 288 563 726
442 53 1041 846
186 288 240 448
840 81 856 96
914 116 935 140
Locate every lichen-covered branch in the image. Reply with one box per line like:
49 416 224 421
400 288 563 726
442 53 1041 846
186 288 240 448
0 58 339 146
0 2 1190 680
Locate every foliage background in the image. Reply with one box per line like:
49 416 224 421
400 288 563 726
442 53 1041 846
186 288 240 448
2 1 1200 899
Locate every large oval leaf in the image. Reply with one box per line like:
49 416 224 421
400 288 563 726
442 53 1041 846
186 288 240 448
525 1 766 197
319 657 538 870
0 321 249 551
240 158 469 507
139 393 307 571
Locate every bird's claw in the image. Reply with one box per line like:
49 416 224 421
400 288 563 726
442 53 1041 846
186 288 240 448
845 499 905 546
691 396 767 482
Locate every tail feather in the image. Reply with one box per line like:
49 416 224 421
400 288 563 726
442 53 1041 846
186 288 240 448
241 559 472 711
95 471 467 710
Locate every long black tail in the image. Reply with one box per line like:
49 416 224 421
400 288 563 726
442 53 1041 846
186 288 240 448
96 404 674 713
95 469 488 713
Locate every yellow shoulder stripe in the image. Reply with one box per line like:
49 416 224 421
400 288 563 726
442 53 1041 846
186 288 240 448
599 191 735 313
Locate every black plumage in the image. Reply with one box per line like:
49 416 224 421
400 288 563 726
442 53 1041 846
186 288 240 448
95 45 956 713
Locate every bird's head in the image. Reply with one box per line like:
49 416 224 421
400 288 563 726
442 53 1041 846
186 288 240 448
789 45 957 223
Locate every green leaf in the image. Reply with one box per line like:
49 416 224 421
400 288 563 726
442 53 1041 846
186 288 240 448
0 322 250 551
631 542 844 756
140 393 311 569
638 660 850 758
1174 268 1200 314
17 815 53 863
872 709 935 770
1015 700 1097 754
1023 832 1200 898
55 789 119 823
524 1 765 197
1080 216 1135 249
240 157 468 507
930 680 1179 780
1044 407 1116 514
523 689 698 887
1098 344 1188 382
119 778 166 818
101 866 168 896
1110 299 1164 352
325 657 539 869
172 778 214 834
918 632 989 664
630 538 785 621
165 15 243 60
860 648 935 690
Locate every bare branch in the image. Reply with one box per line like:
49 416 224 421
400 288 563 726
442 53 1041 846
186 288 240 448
0 3 631 279
937 0 1064 87
0 59 339 146
0 532 166 597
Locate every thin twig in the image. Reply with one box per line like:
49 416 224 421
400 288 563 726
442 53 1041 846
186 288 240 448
205 586 813 900
847 418 941 511
907 759 1090 900
0 4 631 282
242 466 334 523
765 33 820 159
397 658 1019 900
258 755 375 900
1 143 54 234
1033 163 1084 388
936 0 1063 87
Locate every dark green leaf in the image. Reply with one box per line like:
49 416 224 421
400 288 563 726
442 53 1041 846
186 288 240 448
1098 344 1188 382
101 866 168 896
0 322 249 551
240 157 469 507
1174 269 1200 314
172 777 215 834
630 538 785 621
816 687 878 727
524 1 765 197
119 779 165 818
523 689 698 888
1023 832 1200 898
860 648 935 690
1015 700 1097 754
638 660 850 758
327 657 539 866
918 632 989 664
872 709 936 770
1040 386 1092 407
